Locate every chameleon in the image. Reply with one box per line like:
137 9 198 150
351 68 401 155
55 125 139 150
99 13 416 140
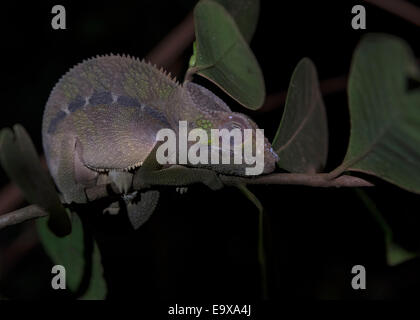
42 54 278 229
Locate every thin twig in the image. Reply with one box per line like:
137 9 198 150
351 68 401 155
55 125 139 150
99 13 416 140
85 173 372 202
81 173 374 204
220 173 374 188
0 204 48 230
364 0 420 27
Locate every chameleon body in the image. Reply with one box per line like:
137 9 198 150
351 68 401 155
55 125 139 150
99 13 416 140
42 55 277 228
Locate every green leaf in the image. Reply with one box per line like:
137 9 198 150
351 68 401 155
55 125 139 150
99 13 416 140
189 41 197 68
79 240 107 300
333 34 420 193
272 58 328 173
0 124 71 236
212 0 260 43
37 213 107 299
387 243 417 267
193 0 265 110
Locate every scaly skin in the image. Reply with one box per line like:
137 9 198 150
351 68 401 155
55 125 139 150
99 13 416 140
42 55 277 227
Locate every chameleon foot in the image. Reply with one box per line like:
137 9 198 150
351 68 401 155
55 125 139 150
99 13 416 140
127 190 160 229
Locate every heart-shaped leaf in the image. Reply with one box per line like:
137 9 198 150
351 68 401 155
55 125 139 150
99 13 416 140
193 0 265 110
37 213 107 299
0 124 71 236
272 58 328 173
332 34 420 193
213 0 260 43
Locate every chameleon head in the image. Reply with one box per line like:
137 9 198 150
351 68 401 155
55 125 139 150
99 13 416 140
184 81 277 175
214 112 278 175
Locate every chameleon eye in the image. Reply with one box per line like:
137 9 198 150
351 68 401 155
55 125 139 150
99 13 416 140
220 114 251 131
221 121 242 131
231 122 242 130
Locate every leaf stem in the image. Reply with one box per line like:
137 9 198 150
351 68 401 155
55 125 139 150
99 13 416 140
184 67 200 82
354 189 393 244
236 184 268 300
183 64 213 82
325 164 349 180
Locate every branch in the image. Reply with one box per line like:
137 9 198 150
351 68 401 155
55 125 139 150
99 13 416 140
0 204 48 230
81 172 374 203
0 173 373 229
219 173 374 188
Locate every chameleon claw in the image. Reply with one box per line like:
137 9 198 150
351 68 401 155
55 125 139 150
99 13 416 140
176 187 188 194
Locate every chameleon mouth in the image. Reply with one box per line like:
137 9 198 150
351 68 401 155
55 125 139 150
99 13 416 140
85 160 144 173
267 145 279 162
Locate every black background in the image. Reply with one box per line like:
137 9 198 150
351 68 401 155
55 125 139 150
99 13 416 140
0 0 419 300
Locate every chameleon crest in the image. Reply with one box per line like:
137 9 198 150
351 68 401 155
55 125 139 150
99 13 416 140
42 54 277 228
